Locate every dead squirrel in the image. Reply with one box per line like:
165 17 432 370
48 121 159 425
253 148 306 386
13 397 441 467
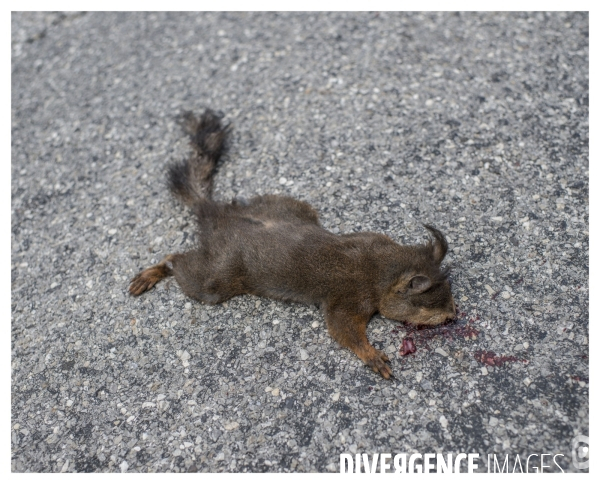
130 109 456 379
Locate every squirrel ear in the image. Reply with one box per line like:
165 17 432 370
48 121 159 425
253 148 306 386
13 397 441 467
408 275 432 294
424 224 448 265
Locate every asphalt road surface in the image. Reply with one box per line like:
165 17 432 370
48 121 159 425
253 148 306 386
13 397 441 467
11 12 589 472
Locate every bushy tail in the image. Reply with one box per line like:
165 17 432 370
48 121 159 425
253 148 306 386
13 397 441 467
167 109 229 206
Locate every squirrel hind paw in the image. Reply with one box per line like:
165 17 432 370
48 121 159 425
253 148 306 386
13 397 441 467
129 271 158 296
129 263 173 296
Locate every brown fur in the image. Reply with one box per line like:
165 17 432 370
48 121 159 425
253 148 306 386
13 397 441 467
130 110 456 379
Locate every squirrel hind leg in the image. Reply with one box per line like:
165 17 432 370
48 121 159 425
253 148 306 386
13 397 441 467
129 255 178 296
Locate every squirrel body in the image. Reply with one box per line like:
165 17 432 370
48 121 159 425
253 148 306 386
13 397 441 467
130 110 456 378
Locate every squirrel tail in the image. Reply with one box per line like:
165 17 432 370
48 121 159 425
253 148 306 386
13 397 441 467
167 109 229 206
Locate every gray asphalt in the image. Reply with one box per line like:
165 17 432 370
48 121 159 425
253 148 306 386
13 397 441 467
11 12 588 472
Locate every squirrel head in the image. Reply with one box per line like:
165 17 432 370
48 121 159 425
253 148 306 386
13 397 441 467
379 225 456 325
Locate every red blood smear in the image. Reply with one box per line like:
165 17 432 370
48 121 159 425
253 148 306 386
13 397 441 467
474 350 527 367
393 318 481 356
400 337 417 356
405 321 480 342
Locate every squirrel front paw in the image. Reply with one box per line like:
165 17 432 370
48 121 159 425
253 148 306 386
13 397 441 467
364 349 393 379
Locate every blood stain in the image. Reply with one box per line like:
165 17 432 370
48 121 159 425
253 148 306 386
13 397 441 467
394 316 480 357
399 337 416 356
474 350 527 367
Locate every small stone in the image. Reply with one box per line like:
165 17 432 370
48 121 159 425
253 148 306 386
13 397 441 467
108 228 117 235
272 319 280 325
13 424 20 430
420 380 433 390
299 349 309 360
481 367 488 376
66 399 73 407
461 295 468 301
484 284 495 295
279 177 287 185
224 422 239 430
425 99 434 106
46 434 59 444
439 415 448 428
120 461 129 472
489 417 499 427
215 452 225 461
311 321 319 328
265 386 272 392
435 348 448 357
180 351 190 361
523 342 529 349
142 402 155 408
332 392 340 402
408 390 417 399
501 291 511 299
523 377 531 387
271 388 280 397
